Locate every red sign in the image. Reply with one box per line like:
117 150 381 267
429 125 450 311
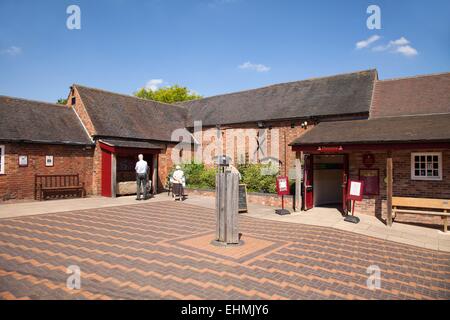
317 146 344 153
276 176 290 196
346 180 364 201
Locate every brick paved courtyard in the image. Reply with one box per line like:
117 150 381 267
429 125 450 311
0 201 449 300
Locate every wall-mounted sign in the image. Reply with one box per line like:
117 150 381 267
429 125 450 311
317 146 344 153
347 180 364 201
276 176 290 196
18 155 28 167
45 155 54 167
362 153 375 168
359 169 379 195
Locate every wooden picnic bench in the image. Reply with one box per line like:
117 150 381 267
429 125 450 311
392 196 450 232
35 174 85 201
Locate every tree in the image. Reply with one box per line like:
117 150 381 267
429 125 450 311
57 98 67 105
134 85 202 104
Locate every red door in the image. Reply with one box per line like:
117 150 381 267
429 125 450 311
101 149 112 197
303 154 314 210
342 154 349 213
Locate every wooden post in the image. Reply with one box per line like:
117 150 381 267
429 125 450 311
152 156 158 194
111 153 117 198
294 151 303 212
216 172 239 244
386 151 393 227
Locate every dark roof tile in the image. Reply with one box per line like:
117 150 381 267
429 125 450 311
180 70 377 126
290 113 450 146
0 96 93 145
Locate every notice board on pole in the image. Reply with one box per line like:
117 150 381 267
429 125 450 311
347 180 364 201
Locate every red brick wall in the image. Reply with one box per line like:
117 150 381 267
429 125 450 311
68 87 97 136
196 120 309 176
185 188 294 208
349 149 450 226
157 145 175 191
0 143 94 201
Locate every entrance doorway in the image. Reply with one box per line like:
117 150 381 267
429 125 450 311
313 155 344 207
303 153 349 213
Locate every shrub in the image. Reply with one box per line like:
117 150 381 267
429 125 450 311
238 163 277 193
173 162 280 194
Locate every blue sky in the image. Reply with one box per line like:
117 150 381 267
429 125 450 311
0 0 449 102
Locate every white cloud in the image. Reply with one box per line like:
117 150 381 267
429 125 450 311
1 46 22 56
395 45 418 57
390 37 409 46
144 79 164 91
355 35 380 49
365 36 418 57
238 61 270 73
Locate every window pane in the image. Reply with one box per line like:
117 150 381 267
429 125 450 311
415 163 420 169
421 163 425 169
421 156 425 162
415 170 420 176
433 156 438 162
434 163 439 169
421 170 426 176
427 170 432 176
433 170 439 176
415 156 420 162
427 155 432 162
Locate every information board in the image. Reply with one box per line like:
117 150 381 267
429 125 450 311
347 180 364 201
238 184 248 213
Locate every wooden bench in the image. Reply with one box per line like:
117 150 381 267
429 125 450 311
392 197 450 232
35 174 85 201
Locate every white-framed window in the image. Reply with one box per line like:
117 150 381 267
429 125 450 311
0 145 5 174
411 152 442 181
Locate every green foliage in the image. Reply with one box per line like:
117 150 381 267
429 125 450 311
175 162 280 194
134 85 202 103
173 162 216 189
57 98 67 105
238 163 277 193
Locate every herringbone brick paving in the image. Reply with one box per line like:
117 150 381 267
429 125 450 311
0 201 449 299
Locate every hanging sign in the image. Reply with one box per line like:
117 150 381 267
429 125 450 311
317 146 344 153
276 176 290 196
347 180 364 201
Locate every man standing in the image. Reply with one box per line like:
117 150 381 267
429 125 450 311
135 154 149 200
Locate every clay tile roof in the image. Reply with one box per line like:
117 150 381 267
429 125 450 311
290 113 450 146
370 72 450 118
0 96 93 145
74 85 189 143
179 69 377 127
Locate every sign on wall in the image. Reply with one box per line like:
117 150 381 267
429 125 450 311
45 155 54 167
359 169 379 195
18 155 28 167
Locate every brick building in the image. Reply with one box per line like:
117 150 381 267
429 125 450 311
0 69 449 227
290 72 450 226
0 96 94 201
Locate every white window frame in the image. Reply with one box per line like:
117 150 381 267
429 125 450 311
411 152 442 181
0 145 4 175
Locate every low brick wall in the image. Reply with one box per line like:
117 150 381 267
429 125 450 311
184 188 294 209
